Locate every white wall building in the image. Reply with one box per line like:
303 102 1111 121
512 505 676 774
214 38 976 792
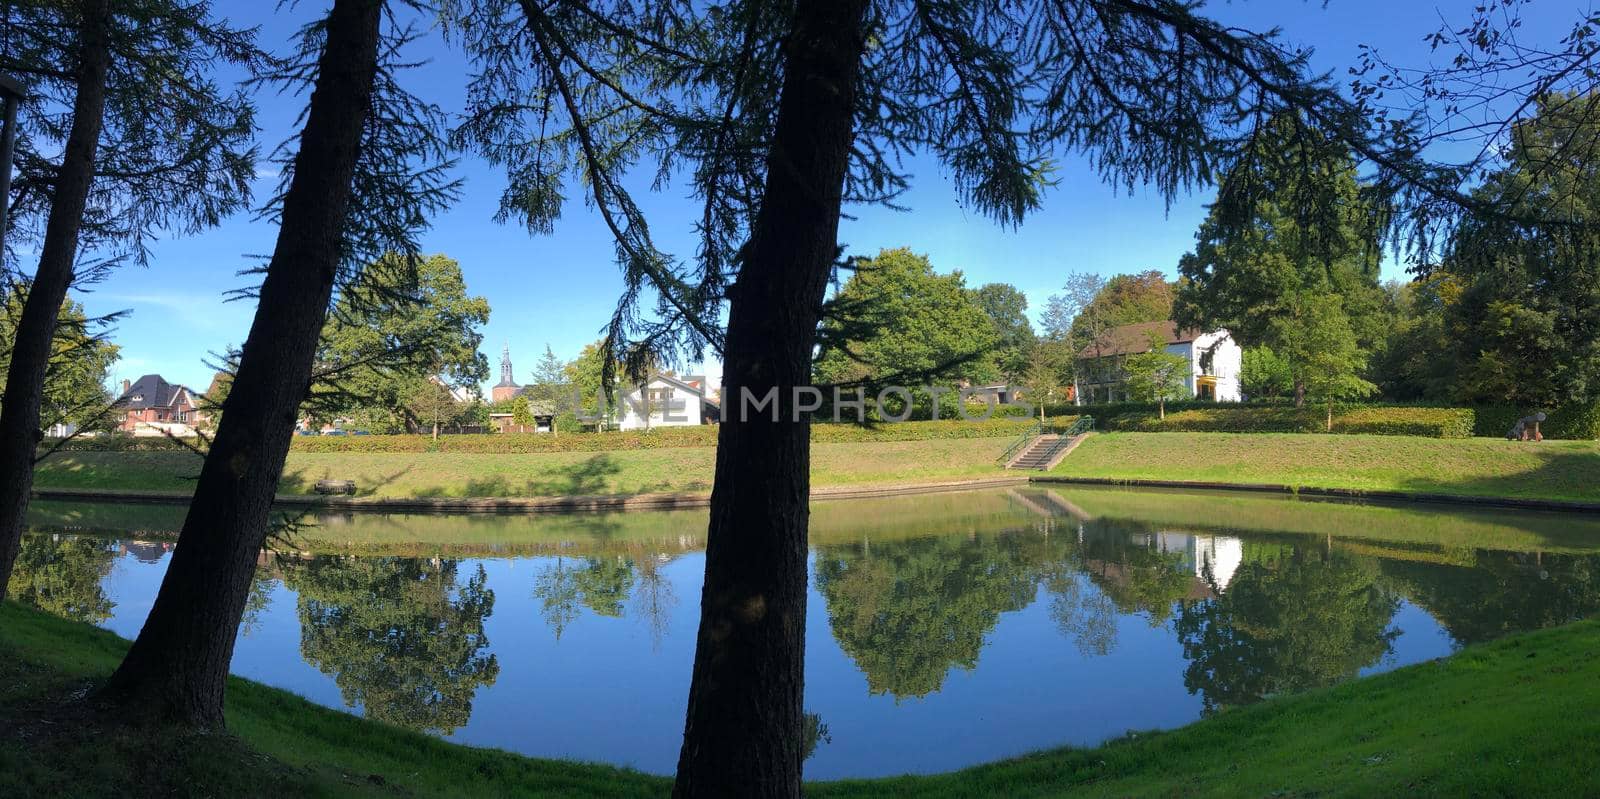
1073 320 1242 404
616 374 720 430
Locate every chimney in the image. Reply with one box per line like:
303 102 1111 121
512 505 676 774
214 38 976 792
121 379 131 395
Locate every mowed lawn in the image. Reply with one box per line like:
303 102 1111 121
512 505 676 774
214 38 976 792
31 437 1016 499
1056 432 1600 502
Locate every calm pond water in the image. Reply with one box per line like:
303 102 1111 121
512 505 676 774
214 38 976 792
10 487 1600 779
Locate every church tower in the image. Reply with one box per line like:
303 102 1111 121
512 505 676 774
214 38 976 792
491 342 521 402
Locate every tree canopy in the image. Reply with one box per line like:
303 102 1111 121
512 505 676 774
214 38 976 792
309 253 489 431
814 248 999 392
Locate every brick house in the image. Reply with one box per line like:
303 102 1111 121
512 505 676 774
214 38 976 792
115 374 206 436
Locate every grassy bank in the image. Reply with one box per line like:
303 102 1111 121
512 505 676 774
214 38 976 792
1054 432 1600 503
31 431 1600 504
32 437 1017 499
3 602 1598 797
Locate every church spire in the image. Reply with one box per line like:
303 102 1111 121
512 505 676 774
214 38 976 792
497 342 517 387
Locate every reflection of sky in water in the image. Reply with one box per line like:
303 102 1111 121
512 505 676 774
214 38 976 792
17 489 1594 780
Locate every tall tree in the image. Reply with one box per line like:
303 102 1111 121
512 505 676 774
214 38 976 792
452 0 1543 792
99 0 453 726
308 252 489 431
1271 292 1377 428
1173 114 1385 405
1437 93 1600 408
527 344 569 431
814 248 999 402
972 282 1036 382
1042 270 1174 374
0 0 257 600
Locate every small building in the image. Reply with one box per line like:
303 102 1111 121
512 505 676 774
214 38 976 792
1073 321 1241 404
616 373 720 430
114 374 207 436
489 401 556 434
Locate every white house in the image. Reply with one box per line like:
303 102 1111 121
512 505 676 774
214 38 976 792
1073 321 1242 404
617 373 720 430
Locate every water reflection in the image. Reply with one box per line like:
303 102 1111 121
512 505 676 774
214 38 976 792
1175 544 1399 711
7 535 117 623
12 488 1600 778
279 556 499 734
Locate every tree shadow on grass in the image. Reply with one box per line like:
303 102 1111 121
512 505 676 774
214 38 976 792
406 454 680 499
1392 445 1600 501
280 465 415 497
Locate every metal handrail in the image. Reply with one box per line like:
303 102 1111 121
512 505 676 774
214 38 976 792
1058 415 1095 437
996 419 1043 465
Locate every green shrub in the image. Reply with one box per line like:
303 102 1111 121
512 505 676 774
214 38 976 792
1546 402 1600 440
283 417 1051 454
1472 404 1600 440
1102 405 1474 438
42 435 199 452
1330 407 1475 438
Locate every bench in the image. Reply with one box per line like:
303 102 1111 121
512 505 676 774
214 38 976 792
314 479 357 495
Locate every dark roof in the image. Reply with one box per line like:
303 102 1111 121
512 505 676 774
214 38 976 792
494 377 521 388
117 374 193 410
1076 321 1204 359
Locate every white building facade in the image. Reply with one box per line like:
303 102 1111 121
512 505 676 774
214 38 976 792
1073 321 1242 404
616 374 720 430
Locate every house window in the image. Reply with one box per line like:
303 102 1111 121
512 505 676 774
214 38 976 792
646 388 674 404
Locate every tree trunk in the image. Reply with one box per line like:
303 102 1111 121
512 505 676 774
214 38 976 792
97 0 383 727
1159 398 1166 420
672 0 868 795
1294 380 1306 408
0 0 111 601
1326 400 1333 432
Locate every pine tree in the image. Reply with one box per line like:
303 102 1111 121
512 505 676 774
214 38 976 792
0 0 257 600
98 0 455 727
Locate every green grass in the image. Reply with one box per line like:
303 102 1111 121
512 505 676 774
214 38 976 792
1054 432 1600 502
36 432 1600 504
4 601 1598 797
32 437 1017 499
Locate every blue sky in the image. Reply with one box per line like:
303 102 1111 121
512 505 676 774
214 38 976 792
62 1 1578 394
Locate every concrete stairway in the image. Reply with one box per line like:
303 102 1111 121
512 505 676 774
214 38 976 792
1006 433 1090 470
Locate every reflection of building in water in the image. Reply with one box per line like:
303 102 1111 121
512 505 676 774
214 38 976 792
121 540 173 564
1153 532 1243 590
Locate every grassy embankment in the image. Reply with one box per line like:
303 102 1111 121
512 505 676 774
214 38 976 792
1052 432 1600 503
30 429 1600 503
3 601 1598 797
31 437 1018 499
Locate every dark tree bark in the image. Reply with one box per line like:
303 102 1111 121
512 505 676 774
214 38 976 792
97 0 383 727
0 0 111 601
673 0 869 795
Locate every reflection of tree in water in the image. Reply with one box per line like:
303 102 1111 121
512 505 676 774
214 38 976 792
281 556 499 734
1075 520 1196 624
1378 550 1600 647
6 535 117 623
238 569 278 637
533 555 637 639
1175 545 1398 712
814 534 1049 699
801 711 831 761
633 556 677 650
1046 573 1119 657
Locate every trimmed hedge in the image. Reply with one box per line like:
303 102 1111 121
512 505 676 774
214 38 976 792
1098 403 1600 439
1103 406 1475 438
45 417 1065 455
